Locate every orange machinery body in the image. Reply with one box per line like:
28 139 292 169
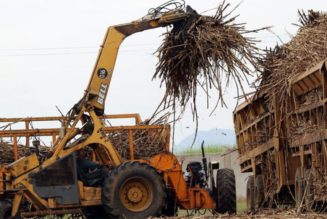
0 114 215 214
149 153 215 209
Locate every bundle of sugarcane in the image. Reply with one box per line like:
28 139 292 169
108 115 170 160
258 10 327 117
0 142 51 164
154 1 263 116
314 174 327 201
108 128 168 160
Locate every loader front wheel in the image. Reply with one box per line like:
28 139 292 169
0 200 11 219
215 168 236 214
102 162 165 219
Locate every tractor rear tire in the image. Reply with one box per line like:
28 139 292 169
0 200 11 219
246 175 255 212
254 175 265 209
102 162 165 219
215 168 236 214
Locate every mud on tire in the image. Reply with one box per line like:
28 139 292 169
102 162 165 219
215 168 236 214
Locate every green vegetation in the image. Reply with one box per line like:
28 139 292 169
176 144 232 156
177 209 212 217
237 198 247 214
177 199 247 216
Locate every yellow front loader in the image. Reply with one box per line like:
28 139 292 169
0 2 236 218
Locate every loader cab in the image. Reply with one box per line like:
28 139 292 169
30 150 105 206
30 154 80 205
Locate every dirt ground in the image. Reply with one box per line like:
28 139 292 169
152 209 327 218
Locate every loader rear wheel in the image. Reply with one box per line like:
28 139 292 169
246 175 255 211
102 162 165 219
215 168 236 214
0 200 11 219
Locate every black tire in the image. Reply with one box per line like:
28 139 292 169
162 188 178 217
304 169 314 210
215 168 236 214
295 167 304 210
254 175 265 209
0 200 11 219
246 175 255 212
102 162 165 219
82 206 107 219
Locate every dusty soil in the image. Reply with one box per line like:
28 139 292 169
152 209 327 218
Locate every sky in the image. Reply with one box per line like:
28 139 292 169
0 0 326 145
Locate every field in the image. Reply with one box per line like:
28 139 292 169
176 145 229 156
177 199 247 217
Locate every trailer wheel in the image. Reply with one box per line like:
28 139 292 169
304 169 314 210
102 162 165 219
215 168 236 214
254 175 265 209
0 200 11 219
246 176 255 211
295 167 304 209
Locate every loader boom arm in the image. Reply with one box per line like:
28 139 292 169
47 8 194 167
85 11 190 115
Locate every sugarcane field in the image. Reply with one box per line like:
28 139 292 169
1 0 327 219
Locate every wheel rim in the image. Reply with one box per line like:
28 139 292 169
119 177 153 212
